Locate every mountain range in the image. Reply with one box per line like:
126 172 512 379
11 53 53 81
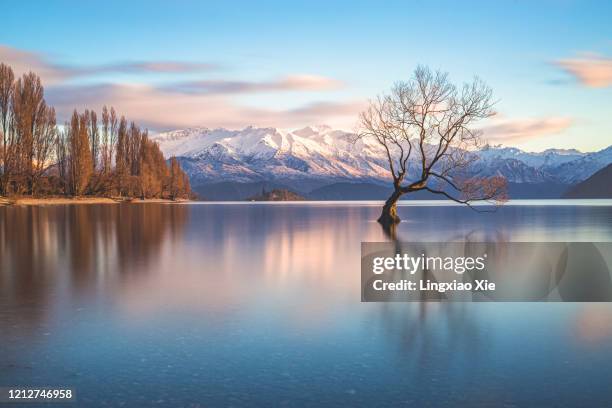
152 126 612 200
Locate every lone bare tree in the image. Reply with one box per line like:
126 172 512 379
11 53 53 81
359 66 507 225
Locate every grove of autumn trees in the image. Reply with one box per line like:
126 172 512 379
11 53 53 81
0 63 191 199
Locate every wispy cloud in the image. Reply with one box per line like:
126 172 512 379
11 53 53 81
101 61 218 74
554 53 612 88
45 83 362 130
164 75 342 95
483 117 573 143
2 44 354 130
0 44 217 84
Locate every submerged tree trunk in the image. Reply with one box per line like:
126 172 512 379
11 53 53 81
378 188 403 225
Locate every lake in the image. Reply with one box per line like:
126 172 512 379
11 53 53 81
1 201 612 407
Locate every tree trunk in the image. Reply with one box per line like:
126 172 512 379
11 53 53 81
378 188 402 225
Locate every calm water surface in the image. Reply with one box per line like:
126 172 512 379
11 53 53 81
1 201 612 407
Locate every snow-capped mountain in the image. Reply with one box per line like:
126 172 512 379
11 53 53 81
152 126 611 189
153 126 391 184
477 146 585 169
547 146 612 183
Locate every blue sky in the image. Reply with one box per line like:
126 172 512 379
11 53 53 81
1 0 611 151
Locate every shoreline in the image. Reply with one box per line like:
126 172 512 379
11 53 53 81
0 197 189 206
2 197 611 207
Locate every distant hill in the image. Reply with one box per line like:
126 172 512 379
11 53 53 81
308 182 570 200
247 189 305 201
191 180 572 201
506 182 571 199
307 183 448 200
564 164 612 198
193 181 299 201
308 183 390 200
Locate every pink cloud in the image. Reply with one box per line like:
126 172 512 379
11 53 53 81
0 44 71 84
0 44 217 85
483 117 573 143
45 83 362 131
2 43 354 131
277 75 342 91
166 75 342 94
554 54 612 88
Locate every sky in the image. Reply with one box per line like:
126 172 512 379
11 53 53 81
1 0 611 152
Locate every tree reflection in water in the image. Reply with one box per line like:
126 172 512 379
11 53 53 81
0 204 188 327
375 222 489 384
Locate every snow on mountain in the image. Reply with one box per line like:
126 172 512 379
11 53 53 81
477 146 585 169
469 158 557 183
153 126 390 184
549 145 612 183
152 126 612 187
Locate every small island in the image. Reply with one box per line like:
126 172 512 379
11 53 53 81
247 188 305 201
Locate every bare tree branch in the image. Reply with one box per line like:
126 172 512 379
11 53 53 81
357 65 507 224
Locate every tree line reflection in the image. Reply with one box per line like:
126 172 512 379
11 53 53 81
0 204 188 322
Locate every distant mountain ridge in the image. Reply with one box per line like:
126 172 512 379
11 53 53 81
152 126 612 200
564 164 612 198
476 145 612 183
